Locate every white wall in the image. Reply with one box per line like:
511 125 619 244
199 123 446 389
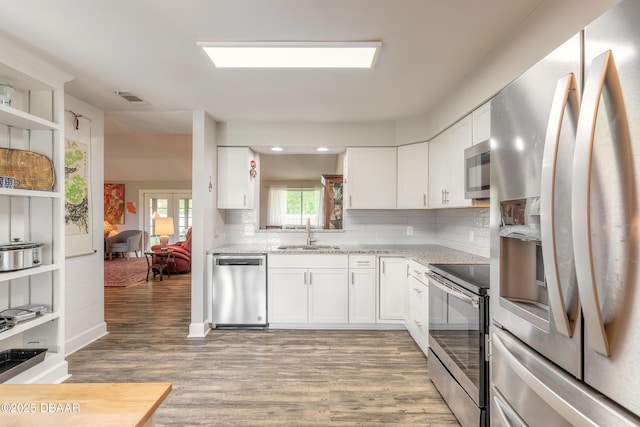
104 133 192 181
64 94 108 355
220 121 396 149
190 111 224 337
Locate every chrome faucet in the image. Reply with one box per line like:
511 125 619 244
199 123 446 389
306 218 316 246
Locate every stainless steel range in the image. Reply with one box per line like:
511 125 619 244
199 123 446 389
427 263 490 427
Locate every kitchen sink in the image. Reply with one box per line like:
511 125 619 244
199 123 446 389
277 245 340 250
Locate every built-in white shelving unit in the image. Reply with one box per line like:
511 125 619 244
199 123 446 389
0 45 71 384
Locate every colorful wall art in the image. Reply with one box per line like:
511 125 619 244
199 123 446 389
104 183 125 224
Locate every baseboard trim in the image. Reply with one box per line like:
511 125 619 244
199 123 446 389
65 322 108 356
267 323 406 330
188 322 212 338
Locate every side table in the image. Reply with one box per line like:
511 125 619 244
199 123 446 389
144 250 175 281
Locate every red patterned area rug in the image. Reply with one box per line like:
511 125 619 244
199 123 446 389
104 257 148 287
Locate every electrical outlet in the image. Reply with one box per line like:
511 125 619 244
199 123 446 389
469 230 475 242
407 226 414 236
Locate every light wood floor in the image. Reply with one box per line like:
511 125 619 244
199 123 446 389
66 273 460 426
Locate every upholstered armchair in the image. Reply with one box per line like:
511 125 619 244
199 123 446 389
106 230 143 260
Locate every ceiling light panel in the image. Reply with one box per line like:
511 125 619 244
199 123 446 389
198 41 381 68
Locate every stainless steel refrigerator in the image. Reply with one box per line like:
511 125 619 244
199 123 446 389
490 0 640 424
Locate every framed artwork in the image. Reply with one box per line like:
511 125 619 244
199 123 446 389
104 183 125 224
65 138 93 257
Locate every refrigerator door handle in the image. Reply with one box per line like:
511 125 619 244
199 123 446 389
492 388 528 427
541 73 579 338
493 331 595 427
573 50 632 357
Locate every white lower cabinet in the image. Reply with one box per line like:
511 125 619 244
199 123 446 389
405 261 429 356
268 269 308 323
348 255 377 324
268 254 348 325
378 257 406 322
308 269 349 323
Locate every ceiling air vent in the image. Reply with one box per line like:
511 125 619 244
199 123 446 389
114 90 148 105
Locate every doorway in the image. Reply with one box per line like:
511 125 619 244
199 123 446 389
141 191 192 248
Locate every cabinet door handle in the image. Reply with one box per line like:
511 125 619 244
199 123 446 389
309 271 312 285
243 194 247 207
349 195 352 207
423 193 427 207
413 287 422 294
414 320 423 328
382 261 386 274
351 272 355 285
441 189 445 204
304 271 307 285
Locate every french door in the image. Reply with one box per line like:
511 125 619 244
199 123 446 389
142 191 192 248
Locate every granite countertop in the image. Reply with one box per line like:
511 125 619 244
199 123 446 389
209 244 488 267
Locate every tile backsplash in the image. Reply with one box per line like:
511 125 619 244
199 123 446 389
223 207 489 258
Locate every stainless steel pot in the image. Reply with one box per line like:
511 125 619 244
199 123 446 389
0 241 44 272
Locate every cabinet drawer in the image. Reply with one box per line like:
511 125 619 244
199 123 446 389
409 280 429 320
349 255 376 269
269 254 348 269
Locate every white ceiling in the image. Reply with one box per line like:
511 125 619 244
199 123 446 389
1 0 542 135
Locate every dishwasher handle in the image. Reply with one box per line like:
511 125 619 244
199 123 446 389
214 255 265 266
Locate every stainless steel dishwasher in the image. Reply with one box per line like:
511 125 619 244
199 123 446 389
212 254 267 327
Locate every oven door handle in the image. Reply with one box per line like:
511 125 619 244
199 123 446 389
428 275 479 307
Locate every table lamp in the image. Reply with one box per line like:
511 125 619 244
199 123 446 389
103 221 116 238
155 217 174 250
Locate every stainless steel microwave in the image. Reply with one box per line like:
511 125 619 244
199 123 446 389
464 140 490 199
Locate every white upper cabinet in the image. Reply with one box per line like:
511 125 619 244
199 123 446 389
472 101 491 145
344 147 397 209
428 115 473 208
397 142 429 209
217 147 257 209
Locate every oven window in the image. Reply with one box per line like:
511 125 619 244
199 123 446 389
429 284 481 388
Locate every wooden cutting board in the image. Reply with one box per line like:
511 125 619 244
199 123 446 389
0 147 55 190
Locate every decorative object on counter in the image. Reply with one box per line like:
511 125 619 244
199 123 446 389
0 240 44 272
104 257 148 287
104 183 125 224
0 348 48 383
154 217 174 250
249 159 257 178
0 84 14 105
0 148 54 191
